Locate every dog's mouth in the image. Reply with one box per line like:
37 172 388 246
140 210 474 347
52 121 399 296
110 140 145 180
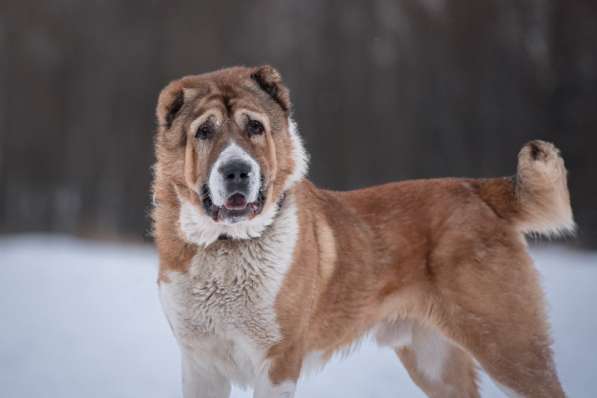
200 184 266 223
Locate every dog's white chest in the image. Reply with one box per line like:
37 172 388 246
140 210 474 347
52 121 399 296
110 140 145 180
160 200 298 385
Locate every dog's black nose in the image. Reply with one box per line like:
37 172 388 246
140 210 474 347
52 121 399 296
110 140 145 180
219 160 253 195
219 160 252 183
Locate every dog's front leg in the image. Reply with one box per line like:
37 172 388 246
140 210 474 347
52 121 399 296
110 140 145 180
181 351 231 398
253 376 296 398
253 364 297 398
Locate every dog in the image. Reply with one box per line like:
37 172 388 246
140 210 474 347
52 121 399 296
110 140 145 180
152 66 574 398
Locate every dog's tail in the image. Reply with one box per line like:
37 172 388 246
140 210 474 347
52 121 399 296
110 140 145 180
514 140 575 236
481 140 575 237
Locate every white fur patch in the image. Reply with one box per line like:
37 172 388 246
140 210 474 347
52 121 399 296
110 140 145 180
208 142 261 206
375 321 447 382
413 326 449 382
178 197 279 247
284 118 309 191
161 197 299 387
374 320 414 349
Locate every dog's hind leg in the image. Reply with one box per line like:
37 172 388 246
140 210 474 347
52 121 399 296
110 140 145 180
377 320 479 398
430 243 565 397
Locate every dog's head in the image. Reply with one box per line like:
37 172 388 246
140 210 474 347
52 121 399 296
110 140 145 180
154 66 307 245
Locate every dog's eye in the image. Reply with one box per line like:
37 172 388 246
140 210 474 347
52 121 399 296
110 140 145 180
195 121 215 140
247 119 265 137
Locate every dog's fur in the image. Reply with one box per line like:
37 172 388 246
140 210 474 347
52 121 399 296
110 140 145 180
152 66 574 398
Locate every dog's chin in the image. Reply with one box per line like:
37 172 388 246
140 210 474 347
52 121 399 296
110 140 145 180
213 205 261 224
201 185 266 224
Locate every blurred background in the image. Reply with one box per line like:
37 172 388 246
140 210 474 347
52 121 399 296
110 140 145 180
1 1 596 397
1 0 596 246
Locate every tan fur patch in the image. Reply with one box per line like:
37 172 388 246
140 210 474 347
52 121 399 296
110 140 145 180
315 217 337 284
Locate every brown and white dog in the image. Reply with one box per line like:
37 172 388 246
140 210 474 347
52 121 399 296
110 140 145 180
152 66 574 398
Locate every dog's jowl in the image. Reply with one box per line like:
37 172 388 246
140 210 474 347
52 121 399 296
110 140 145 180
152 66 573 398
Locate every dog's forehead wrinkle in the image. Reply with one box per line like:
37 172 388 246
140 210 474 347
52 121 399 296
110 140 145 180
192 75 273 111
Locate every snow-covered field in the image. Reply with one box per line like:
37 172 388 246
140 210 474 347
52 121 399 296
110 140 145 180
0 235 595 398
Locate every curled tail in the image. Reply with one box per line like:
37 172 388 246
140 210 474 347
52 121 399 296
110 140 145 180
514 140 575 236
478 140 575 237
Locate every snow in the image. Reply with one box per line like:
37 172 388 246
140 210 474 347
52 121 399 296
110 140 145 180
0 235 595 397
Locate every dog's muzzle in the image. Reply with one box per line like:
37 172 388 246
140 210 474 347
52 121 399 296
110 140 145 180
203 144 265 223
218 159 253 208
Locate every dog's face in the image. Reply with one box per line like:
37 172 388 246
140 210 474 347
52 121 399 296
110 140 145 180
154 66 307 245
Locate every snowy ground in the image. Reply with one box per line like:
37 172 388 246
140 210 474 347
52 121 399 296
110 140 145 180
0 235 595 398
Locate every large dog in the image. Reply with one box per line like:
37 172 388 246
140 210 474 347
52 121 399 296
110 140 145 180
152 66 574 398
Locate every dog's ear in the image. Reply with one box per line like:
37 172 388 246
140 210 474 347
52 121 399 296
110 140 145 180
156 80 185 130
251 65 291 112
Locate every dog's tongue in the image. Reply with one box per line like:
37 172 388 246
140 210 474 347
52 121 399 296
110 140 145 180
225 193 248 210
